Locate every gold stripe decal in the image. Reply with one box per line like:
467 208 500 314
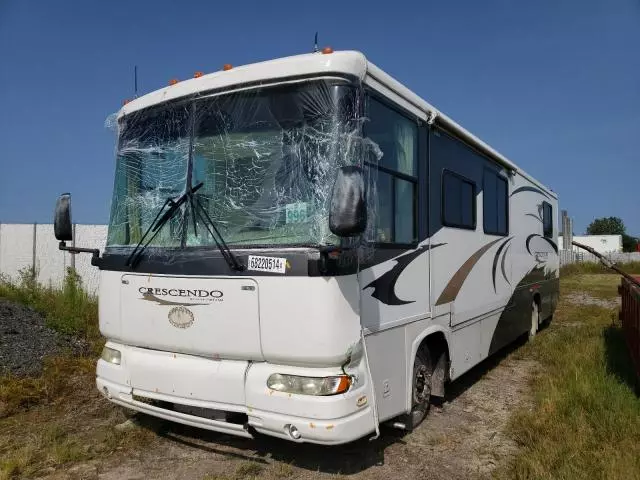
435 238 504 306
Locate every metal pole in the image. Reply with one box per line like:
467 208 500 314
71 223 77 271
32 222 37 280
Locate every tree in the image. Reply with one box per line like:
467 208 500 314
586 216 638 252
622 235 639 253
586 216 626 235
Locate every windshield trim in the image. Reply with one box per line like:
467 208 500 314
105 240 338 253
118 75 356 124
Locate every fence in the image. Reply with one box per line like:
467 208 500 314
559 249 640 267
619 277 640 383
0 223 107 294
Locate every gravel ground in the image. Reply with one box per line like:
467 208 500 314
0 298 90 376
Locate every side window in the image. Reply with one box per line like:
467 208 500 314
366 97 418 243
483 169 509 236
442 170 476 229
543 202 553 237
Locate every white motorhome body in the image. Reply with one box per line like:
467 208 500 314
90 51 559 445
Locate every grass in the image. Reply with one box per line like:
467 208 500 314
0 356 155 479
496 273 640 480
560 260 640 277
2 266 640 478
561 273 622 299
0 352 155 479
0 410 155 479
201 461 294 480
0 267 154 479
0 356 94 418
0 266 100 349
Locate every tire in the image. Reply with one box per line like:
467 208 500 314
529 300 540 338
399 349 433 431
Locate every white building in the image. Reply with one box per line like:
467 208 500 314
558 234 622 253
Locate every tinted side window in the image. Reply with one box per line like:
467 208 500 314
543 202 553 237
483 169 509 235
366 97 418 244
367 98 418 176
442 170 476 229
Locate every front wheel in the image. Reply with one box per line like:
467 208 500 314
398 349 433 430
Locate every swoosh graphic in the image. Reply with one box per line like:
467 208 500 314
525 213 543 223
501 244 511 286
526 234 558 255
364 243 446 306
492 238 513 293
141 293 202 306
435 238 504 306
510 186 551 199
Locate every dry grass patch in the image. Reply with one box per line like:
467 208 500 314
0 357 94 418
559 260 640 277
561 273 624 299
0 355 156 479
496 275 640 479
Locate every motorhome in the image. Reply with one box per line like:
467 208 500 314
53 50 559 445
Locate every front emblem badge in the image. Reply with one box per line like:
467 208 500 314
168 306 194 329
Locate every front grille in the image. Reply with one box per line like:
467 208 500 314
132 394 247 425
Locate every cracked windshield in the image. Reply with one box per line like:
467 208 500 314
106 81 362 249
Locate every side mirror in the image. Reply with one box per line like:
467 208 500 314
329 166 367 237
54 193 73 242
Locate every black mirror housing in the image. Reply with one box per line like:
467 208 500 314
54 193 73 242
53 193 101 266
329 166 367 237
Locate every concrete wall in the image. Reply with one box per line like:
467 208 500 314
0 223 107 294
558 234 623 253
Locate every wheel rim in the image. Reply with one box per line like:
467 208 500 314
413 364 430 404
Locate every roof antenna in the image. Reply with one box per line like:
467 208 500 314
134 65 138 98
313 32 319 53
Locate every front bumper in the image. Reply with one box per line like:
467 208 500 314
97 343 374 445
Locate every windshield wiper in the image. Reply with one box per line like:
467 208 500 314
190 195 244 271
126 182 204 268
126 182 244 272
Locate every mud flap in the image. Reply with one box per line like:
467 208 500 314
431 351 447 398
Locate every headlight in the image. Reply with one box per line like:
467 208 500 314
267 374 350 396
101 346 121 365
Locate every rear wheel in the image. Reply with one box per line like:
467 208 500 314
529 300 540 338
399 349 433 430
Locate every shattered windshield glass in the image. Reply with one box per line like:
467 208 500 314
107 80 378 250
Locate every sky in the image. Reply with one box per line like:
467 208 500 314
0 0 638 235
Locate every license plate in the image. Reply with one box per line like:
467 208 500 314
247 255 287 274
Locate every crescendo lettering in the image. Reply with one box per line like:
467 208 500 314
138 287 223 298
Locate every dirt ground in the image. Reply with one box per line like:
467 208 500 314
38 341 536 480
